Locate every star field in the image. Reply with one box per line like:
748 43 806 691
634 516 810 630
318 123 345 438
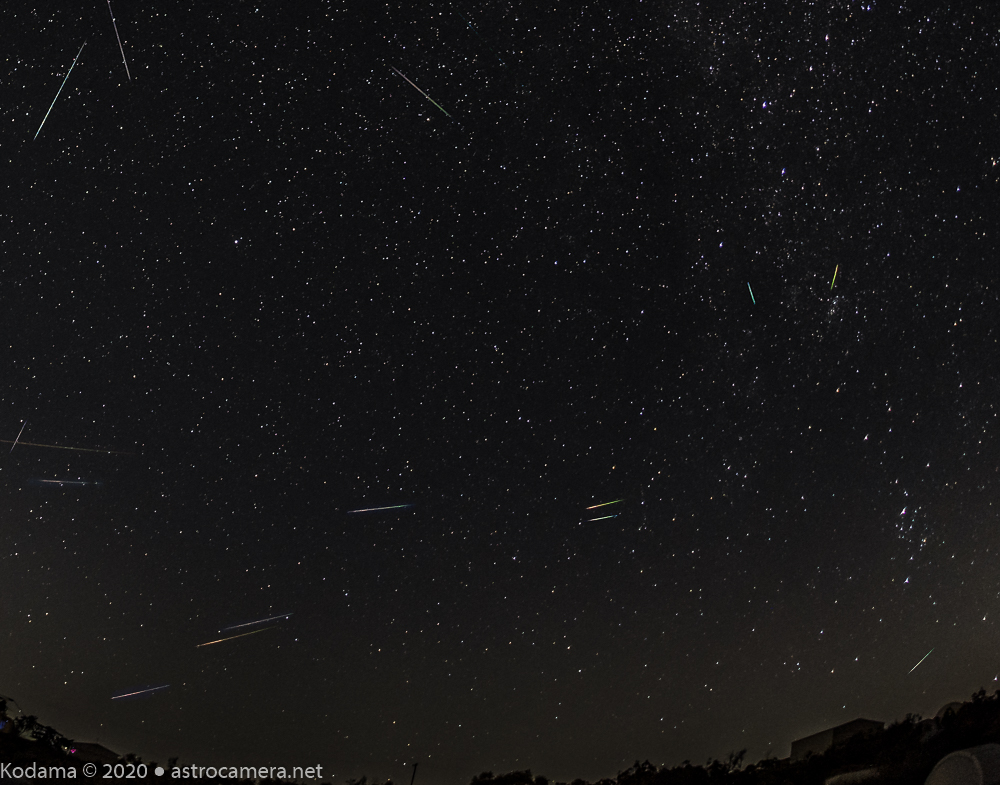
3 1 1000 782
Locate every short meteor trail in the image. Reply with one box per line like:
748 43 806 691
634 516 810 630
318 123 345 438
107 1 131 81
586 499 623 510
747 282 756 305
9 421 27 454
909 648 934 674
112 685 169 700
39 479 91 486
222 613 292 632
390 67 452 118
830 264 839 290
587 514 619 522
347 504 414 513
456 10 506 66
35 41 86 140
197 626 276 648
0 438 131 455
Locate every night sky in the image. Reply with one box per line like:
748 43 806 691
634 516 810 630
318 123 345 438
4 1 1000 781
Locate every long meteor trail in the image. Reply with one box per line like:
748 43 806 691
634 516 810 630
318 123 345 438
586 499 623 510
107 1 131 80
0 438 131 455
197 626 276 648
390 67 452 118
909 648 934 674
35 41 86 140
9 421 26 454
347 504 414 513
112 685 169 700
222 613 292 632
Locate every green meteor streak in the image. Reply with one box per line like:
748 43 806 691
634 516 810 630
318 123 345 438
830 264 839 290
908 647 934 674
586 499 623 510
35 41 87 140
747 282 755 304
587 514 618 521
391 66 452 118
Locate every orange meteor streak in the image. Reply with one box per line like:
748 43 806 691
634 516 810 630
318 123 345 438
196 626 276 648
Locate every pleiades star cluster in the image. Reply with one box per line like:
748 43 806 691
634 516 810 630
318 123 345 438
3 1 999 782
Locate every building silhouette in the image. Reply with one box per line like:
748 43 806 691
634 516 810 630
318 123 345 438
791 718 885 761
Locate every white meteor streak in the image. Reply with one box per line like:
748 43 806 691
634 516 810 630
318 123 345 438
35 41 86 140
347 504 414 513
222 613 292 632
107 1 131 80
9 421 26 454
112 685 169 699
0 437 131 454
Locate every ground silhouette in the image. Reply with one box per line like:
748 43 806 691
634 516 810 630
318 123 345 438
471 689 1000 785
3 690 1000 784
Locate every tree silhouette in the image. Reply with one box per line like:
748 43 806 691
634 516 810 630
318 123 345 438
12 714 74 751
472 771 546 785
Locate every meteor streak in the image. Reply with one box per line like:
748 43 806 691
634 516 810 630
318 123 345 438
909 648 934 674
390 67 452 118
222 613 292 632
0 438 131 455
587 514 618 521
747 282 756 305
39 479 92 486
107 1 131 80
586 499 622 510
112 685 169 700
830 264 839 290
197 626 276 647
456 10 506 66
9 421 26 454
347 504 414 513
35 41 86 140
